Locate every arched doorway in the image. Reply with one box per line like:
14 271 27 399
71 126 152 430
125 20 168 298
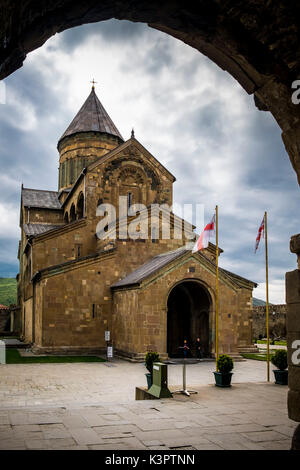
167 280 212 358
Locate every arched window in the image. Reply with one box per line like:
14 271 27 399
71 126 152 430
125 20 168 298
77 192 84 219
127 192 133 210
64 212 69 224
70 203 76 222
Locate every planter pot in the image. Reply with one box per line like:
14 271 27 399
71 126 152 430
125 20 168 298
214 371 233 387
145 373 152 389
273 369 288 385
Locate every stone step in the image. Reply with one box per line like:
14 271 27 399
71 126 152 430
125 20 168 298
238 346 260 354
2 338 31 349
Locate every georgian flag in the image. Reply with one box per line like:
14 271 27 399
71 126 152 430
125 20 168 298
255 217 265 253
192 214 215 253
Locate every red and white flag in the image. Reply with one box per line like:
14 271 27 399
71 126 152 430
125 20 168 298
255 217 265 253
192 214 215 253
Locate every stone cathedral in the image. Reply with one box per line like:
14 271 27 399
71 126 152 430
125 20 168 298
17 86 257 360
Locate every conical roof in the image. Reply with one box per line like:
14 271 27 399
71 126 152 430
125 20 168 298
58 88 124 145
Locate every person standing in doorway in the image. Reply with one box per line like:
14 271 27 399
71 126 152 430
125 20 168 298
195 337 202 360
183 339 190 359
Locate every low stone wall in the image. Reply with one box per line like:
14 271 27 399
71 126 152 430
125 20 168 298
252 304 287 339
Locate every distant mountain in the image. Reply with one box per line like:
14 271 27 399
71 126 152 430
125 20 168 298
253 297 274 307
0 278 17 306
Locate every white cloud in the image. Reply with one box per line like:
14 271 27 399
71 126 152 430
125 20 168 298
0 203 19 239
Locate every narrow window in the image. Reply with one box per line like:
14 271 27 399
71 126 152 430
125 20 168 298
75 244 82 258
127 192 132 210
92 304 95 319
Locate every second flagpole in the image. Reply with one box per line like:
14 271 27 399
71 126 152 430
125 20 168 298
215 205 219 370
265 211 270 382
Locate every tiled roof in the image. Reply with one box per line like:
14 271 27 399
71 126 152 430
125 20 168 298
23 223 63 236
58 88 124 145
112 246 257 289
112 247 189 288
220 267 258 288
22 188 61 210
0 304 9 309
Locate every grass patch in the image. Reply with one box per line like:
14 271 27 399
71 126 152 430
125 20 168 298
5 349 106 364
256 339 286 346
241 353 272 361
0 278 17 306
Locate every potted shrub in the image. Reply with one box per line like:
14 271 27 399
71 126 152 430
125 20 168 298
214 354 234 387
145 351 161 389
271 349 288 385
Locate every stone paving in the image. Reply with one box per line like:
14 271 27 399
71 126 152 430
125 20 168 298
0 359 297 450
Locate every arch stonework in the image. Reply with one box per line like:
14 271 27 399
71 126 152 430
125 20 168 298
2 0 300 439
1 1 300 182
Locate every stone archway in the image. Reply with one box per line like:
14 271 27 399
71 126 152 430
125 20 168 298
167 280 212 358
1 2 300 183
1 0 300 444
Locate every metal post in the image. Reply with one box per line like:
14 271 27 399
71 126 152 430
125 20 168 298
265 211 270 382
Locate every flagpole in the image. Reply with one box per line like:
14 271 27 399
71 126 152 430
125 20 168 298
215 205 219 371
265 211 270 382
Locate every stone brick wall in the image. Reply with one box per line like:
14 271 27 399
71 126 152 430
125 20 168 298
252 304 287 339
287 234 300 423
31 250 117 352
58 132 120 191
112 252 254 359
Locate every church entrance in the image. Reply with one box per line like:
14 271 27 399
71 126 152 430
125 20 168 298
167 280 211 358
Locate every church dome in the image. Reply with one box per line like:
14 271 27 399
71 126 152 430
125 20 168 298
57 86 124 192
58 87 124 148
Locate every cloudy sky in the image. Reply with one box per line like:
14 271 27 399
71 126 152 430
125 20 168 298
0 19 299 303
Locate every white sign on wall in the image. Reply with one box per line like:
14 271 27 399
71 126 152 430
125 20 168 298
105 331 110 342
107 346 113 358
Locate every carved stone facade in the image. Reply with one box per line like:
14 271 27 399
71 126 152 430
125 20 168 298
17 88 257 360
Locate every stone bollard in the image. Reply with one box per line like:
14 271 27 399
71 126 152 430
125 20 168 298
286 233 300 449
0 340 6 364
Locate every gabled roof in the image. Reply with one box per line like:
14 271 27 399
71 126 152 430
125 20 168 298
88 136 176 182
111 247 257 290
112 247 189 289
58 88 124 146
62 136 176 208
23 223 63 236
22 187 62 210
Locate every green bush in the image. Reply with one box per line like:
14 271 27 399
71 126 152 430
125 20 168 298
217 354 234 374
271 349 287 371
145 351 161 375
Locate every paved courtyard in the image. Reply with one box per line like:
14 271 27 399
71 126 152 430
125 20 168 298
0 358 297 450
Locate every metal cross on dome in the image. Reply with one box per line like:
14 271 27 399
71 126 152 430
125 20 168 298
90 79 98 90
